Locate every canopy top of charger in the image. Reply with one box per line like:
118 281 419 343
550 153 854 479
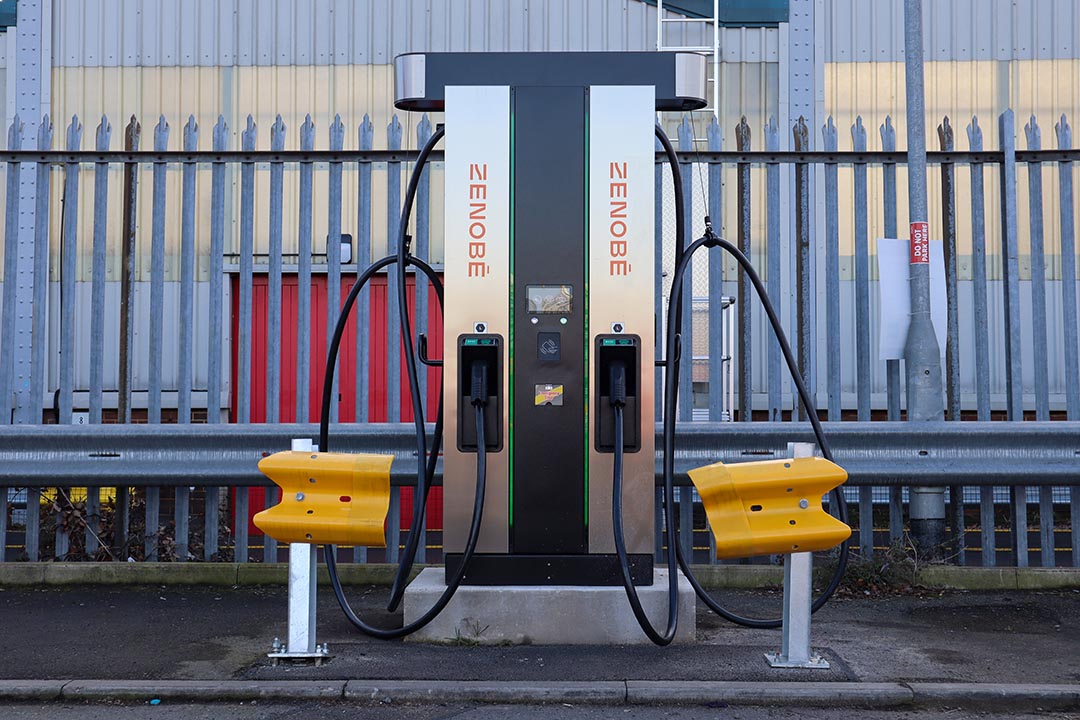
393 52 708 112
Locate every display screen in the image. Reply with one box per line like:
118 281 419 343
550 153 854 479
526 285 573 314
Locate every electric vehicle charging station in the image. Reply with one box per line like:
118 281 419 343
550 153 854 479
397 51 706 644
256 51 851 654
398 52 704 589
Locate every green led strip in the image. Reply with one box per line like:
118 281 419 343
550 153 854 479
583 101 590 529
508 103 516 529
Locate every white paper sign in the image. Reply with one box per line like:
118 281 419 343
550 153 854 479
876 238 947 360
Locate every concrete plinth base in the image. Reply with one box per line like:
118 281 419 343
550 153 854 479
403 567 696 645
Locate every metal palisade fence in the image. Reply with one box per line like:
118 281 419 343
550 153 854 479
0 109 1078 569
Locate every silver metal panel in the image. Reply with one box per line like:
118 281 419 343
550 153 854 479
88 119 112 424
58 118 82 424
394 54 426 108
148 117 169 424
295 117 314 423
178 118 200 423
588 86 656 556
285 541 320 655
442 85 511 554
236 117 256 424
0 121 22 425
673 53 708 107
206 117 228 425
326 115 344 424
267 116 286 424
385 115 402 423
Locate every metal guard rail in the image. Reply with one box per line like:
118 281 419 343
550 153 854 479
0 148 1078 164
0 422 1076 488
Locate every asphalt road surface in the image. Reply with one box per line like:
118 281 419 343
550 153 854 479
2 585 1078 685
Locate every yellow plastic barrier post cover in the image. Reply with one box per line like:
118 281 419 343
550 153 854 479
253 451 393 547
689 457 851 560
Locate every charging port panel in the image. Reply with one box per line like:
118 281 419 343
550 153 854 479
458 335 503 452
595 335 640 452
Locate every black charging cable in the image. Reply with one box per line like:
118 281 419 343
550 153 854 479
318 126 491 639
319 254 442 453
325 360 488 639
387 127 447 612
610 361 680 646
656 125 850 629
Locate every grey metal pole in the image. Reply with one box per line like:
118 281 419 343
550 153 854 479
903 0 946 557
12 0 46 424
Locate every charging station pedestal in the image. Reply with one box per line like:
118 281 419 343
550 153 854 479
395 52 706 644
404 567 695 645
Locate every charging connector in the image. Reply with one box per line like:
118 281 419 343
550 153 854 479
608 361 627 409
470 360 490 407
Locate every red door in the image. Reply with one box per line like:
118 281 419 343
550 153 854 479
231 273 444 540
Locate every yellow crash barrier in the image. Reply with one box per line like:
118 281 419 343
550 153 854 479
689 457 851 560
253 451 393 546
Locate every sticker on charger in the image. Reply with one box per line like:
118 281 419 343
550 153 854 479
534 384 564 406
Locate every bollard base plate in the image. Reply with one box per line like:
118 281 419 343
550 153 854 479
764 651 830 669
267 650 332 667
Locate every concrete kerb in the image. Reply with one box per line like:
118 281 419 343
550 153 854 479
235 562 424 587
914 566 1019 590
0 563 47 585
59 680 346 701
0 680 1075 709
906 683 1080 711
0 680 67 701
2 563 1079 590
343 680 627 704
625 681 913 707
0 562 424 588
40 562 240 586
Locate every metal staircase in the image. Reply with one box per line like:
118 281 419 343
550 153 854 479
655 0 720 122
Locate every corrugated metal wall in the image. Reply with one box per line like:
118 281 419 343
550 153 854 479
43 0 781 284
50 0 777 66
47 64 423 282
57 0 1080 70
825 0 1080 63
825 59 1080 274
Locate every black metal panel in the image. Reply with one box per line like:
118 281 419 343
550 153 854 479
445 553 654 586
395 52 705 111
638 0 788 26
512 86 587 554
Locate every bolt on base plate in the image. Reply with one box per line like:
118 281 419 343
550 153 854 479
764 651 830 669
267 638 332 667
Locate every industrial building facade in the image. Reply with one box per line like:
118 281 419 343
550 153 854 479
0 0 1078 417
